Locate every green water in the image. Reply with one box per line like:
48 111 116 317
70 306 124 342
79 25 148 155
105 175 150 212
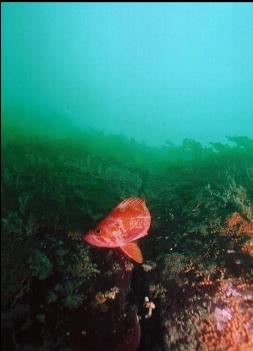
2 3 253 144
2 4 253 351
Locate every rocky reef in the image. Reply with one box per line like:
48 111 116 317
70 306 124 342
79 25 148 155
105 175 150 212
1 128 253 350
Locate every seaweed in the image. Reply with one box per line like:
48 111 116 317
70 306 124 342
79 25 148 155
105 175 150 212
1 120 253 350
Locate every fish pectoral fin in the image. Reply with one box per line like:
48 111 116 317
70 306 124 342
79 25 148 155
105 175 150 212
120 242 143 264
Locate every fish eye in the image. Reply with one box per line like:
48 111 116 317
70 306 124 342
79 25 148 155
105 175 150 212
95 228 101 234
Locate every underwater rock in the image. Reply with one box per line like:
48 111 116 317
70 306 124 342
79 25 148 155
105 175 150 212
161 278 253 351
114 310 141 351
109 252 141 351
2 131 253 350
76 249 141 351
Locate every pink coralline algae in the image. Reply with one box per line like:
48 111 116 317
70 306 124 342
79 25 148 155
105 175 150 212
199 279 253 351
160 277 253 351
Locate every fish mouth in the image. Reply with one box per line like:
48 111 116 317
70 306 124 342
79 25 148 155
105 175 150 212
83 233 106 247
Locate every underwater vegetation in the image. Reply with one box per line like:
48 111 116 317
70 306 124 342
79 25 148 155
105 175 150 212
1 121 253 351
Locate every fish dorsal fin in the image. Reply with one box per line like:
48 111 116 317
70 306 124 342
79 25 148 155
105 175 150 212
120 242 143 263
117 197 145 210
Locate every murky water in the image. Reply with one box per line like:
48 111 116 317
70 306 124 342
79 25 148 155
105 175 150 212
2 3 253 351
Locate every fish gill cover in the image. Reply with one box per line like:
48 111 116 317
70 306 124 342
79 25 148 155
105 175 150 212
1 3 253 351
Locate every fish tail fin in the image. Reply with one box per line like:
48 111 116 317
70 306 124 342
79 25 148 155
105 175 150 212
120 242 143 264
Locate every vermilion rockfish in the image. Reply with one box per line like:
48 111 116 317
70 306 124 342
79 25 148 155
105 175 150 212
83 197 151 263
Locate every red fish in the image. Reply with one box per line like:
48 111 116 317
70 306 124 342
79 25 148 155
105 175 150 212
83 197 151 263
